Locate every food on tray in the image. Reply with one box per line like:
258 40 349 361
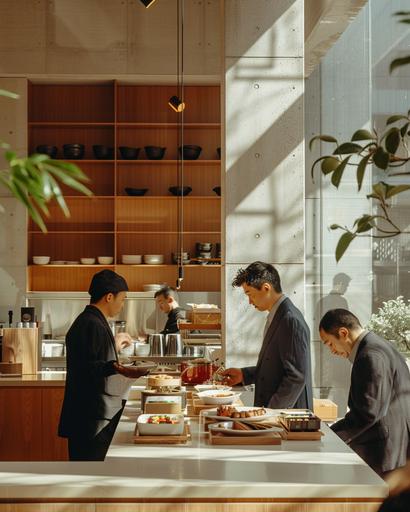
150 374 173 380
216 405 266 418
147 415 180 424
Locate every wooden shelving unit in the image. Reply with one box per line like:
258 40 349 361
27 82 221 292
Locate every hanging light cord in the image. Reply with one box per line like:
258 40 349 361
176 0 185 289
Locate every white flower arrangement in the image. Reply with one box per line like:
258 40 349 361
367 296 410 354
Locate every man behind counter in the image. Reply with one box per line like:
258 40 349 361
154 286 185 334
58 269 149 461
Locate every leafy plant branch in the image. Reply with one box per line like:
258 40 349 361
310 113 410 262
0 89 92 232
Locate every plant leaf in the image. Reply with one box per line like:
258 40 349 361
385 184 410 199
390 56 410 72
400 122 410 137
309 134 338 151
357 154 372 191
351 129 376 141
335 232 355 262
355 214 377 233
331 156 351 188
386 114 409 125
321 156 340 174
385 128 401 154
0 89 19 99
330 224 342 230
333 142 363 155
373 146 390 170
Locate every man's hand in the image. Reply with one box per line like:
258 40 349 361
115 332 133 353
113 362 150 379
221 367 243 386
136 329 148 342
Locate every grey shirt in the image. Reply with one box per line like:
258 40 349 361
348 330 368 364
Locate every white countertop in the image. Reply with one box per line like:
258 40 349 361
0 401 387 501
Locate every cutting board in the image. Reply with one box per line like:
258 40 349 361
133 423 191 444
281 429 324 441
2 328 38 375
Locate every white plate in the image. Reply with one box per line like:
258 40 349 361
197 390 241 405
194 384 232 392
203 406 277 423
208 421 283 437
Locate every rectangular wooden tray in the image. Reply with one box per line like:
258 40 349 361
133 423 191 444
281 429 324 441
208 430 282 445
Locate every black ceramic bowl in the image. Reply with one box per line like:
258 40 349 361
213 186 221 196
93 145 114 160
36 145 58 158
144 146 166 160
119 146 141 160
169 186 192 197
125 187 148 196
178 145 202 160
63 144 85 160
216 147 221 159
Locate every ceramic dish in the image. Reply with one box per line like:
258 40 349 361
33 256 50 265
143 254 164 265
137 413 184 435
194 384 232 392
98 256 114 265
197 390 241 405
203 406 277 423
208 421 283 437
122 254 142 264
80 258 96 265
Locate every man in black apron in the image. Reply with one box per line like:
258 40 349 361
58 269 149 461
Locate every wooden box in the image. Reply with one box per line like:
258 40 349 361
313 398 338 421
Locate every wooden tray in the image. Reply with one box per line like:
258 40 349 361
133 423 191 444
281 429 324 441
188 398 244 416
208 430 282 445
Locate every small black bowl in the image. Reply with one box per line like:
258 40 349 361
93 145 114 160
63 144 85 160
125 187 148 196
178 145 202 160
216 147 221 159
213 186 221 196
144 146 166 160
36 145 58 159
169 186 192 196
119 146 141 160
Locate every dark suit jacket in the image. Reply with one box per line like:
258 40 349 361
242 297 313 410
58 305 121 439
331 331 410 474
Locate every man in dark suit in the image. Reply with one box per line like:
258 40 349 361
58 270 149 461
222 261 313 410
319 308 410 477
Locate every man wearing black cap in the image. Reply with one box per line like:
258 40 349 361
58 269 149 461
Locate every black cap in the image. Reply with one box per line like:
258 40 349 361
88 270 129 298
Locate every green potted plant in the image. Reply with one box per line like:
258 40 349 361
367 296 410 366
1 89 91 232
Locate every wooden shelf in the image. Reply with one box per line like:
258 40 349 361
117 123 220 128
116 196 220 199
117 159 220 164
29 122 114 127
27 81 221 292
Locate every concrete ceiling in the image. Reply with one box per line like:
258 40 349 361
305 0 369 76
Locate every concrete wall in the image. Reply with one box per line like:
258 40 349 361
223 0 305 369
0 78 28 324
0 0 220 76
